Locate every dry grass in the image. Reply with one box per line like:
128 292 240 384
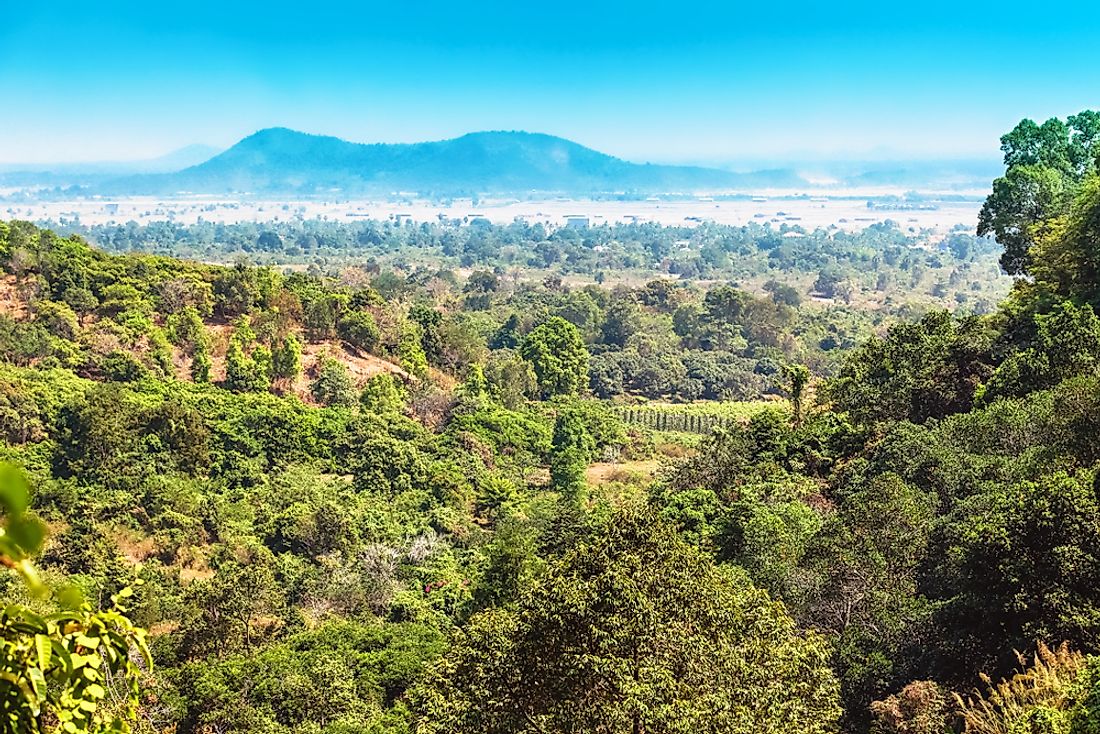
298 341 411 390
147 621 180 637
955 642 1084 734
586 460 662 485
0 275 29 320
177 565 215 584
111 527 158 565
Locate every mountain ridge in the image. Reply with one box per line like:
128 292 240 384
105 128 797 195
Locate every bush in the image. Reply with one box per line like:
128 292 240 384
338 310 381 352
100 349 147 382
310 357 357 408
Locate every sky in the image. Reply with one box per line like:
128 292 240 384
1 0 1099 165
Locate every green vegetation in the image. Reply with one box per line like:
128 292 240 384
3 111 1100 734
616 399 780 433
0 464 148 733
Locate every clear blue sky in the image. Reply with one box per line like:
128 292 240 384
2 0 1099 164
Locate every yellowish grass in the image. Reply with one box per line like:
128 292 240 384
955 642 1084 734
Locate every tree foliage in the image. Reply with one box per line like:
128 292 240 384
519 317 588 398
414 508 841 734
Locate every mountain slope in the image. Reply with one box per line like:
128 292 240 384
107 128 770 195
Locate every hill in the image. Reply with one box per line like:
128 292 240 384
8 102 1100 734
105 128 783 195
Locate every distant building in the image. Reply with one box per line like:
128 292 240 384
564 215 589 230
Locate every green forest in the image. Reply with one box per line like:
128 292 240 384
2 112 1100 734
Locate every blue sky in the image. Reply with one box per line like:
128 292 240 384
2 0 1099 164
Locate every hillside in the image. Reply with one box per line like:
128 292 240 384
105 128 785 195
5 110 1100 734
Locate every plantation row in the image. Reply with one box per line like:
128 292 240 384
615 401 777 434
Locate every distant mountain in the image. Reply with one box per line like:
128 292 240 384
137 144 224 173
0 144 223 176
105 128 783 195
0 144 224 188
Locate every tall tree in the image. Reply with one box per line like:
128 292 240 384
979 112 1099 276
413 508 840 734
549 408 594 505
519 317 589 398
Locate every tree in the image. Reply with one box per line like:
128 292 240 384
765 279 803 307
213 263 262 318
520 316 589 398
978 113 1100 276
798 473 938 727
978 163 1068 276
99 350 147 383
230 314 256 348
410 303 444 364
824 311 995 425
930 472 1100 681
360 372 405 414
398 322 430 379
870 680 951 734
310 356 357 408
337 310 380 352
32 300 78 341
252 345 273 387
549 409 595 505
483 351 538 409
784 363 811 426
225 342 269 393
1025 175 1100 310
61 286 98 316
191 342 212 383
166 306 209 354
459 363 489 400
980 300 1100 402
413 508 840 734
304 294 345 340
490 314 522 350
179 558 282 657
271 333 303 382
600 295 641 347
53 385 145 488
813 268 853 302
256 230 283 252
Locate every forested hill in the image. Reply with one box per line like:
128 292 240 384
4 111 1100 734
105 128 796 195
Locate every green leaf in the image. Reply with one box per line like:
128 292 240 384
15 559 45 597
35 633 52 670
51 642 74 676
0 463 29 516
56 585 86 610
7 514 46 555
28 667 47 699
